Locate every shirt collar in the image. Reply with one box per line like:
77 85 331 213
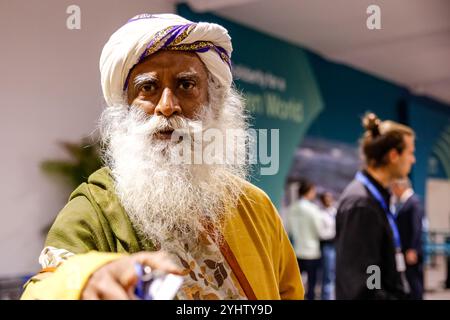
361 169 392 204
400 188 414 204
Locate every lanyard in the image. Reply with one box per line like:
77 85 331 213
355 171 402 251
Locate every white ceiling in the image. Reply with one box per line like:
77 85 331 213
183 0 450 105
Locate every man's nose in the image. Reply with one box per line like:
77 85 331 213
154 88 182 117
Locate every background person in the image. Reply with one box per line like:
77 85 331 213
391 178 425 300
318 191 337 300
335 112 416 299
288 179 335 300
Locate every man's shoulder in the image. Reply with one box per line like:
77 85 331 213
407 194 422 207
337 179 380 215
225 177 285 251
87 166 114 186
234 176 275 209
69 167 115 201
228 176 282 227
56 167 118 224
400 194 424 214
340 179 366 198
62 166 125 227
339 179 370 204
47 167 139 252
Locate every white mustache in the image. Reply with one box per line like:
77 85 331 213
129 112 206 139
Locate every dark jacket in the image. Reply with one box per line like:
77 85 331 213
335 171 407 300
396 194 424 258
395 193 425 300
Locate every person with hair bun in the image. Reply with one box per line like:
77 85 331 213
335 112 416 300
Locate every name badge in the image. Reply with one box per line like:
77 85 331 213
395 252 406 272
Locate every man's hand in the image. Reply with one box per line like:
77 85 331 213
405 249 418 266
81 251 182 300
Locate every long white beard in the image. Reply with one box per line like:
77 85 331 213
99 88 249 250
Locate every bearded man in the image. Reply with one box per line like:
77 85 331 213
21 13 303 300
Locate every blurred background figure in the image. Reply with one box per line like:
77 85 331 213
391 178 425 300
288 179 335 300
336 113 416 299
318 191 337 300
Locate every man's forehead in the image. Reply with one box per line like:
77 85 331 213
134 69 203 81
132 50 208 76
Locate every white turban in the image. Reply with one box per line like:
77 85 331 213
100 13 233 107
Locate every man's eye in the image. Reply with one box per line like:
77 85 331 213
179 81 195 90
141 83 156 92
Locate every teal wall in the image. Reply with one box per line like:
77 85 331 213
305 53 408 143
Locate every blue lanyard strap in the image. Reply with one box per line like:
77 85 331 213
355 171 402 250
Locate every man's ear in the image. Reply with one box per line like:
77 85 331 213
388 148 400 164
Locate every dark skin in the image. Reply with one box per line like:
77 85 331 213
81 252 182 300
127 50 209 120
80 51 210 299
